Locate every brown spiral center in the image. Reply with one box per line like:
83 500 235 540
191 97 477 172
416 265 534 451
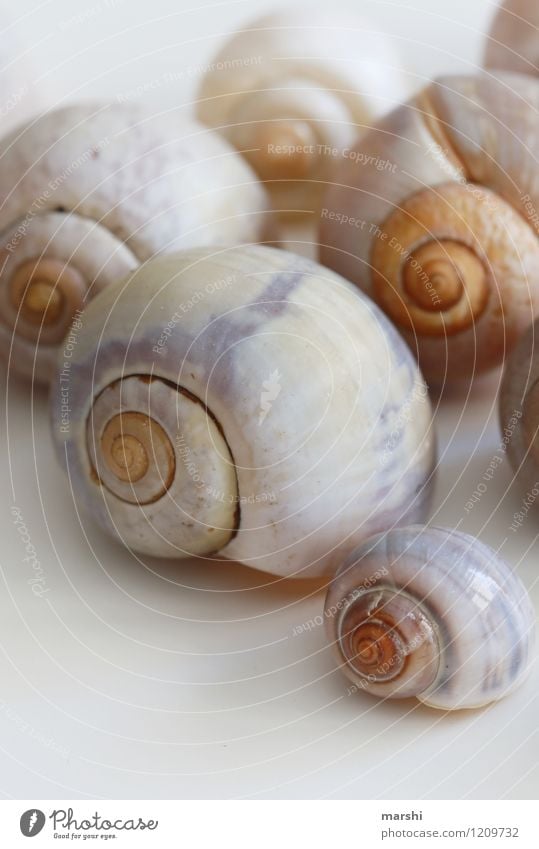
344 614 406 682
403 240 486 321
522 380 539 466
336 588 441 699
10 258 84 327
100 411 175 503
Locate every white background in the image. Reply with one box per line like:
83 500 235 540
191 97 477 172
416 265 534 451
1 0 538 800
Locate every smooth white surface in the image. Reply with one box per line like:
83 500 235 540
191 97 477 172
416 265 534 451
1 0 538 800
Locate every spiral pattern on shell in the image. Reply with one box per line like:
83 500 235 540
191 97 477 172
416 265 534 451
325 526 535 710
197 8 410 216
0 102 270 383
319 72 539 384
49 245 435 578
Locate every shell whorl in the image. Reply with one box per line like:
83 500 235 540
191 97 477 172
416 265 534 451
319 73 539 383
49 245 435 578
0 212 137 382
197 8 411 214
85 375 238 556
0 103 270 383
326 526 535 709
337 586 440 699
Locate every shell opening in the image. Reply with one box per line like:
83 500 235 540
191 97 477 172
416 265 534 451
338 587 440 699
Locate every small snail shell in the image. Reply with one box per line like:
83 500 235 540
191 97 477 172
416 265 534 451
325 526 535 710
0 103 269 384
485 1 539 76
197 7 410 216
319 72 539 385
49 245 435 578
500 315 539 494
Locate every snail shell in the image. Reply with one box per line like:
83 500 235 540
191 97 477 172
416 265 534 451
485 1 539 76
500 315 539 495
49 245 435 578
0 103 270 384
197 7 410 216
325 526 535 709
319 72 539 385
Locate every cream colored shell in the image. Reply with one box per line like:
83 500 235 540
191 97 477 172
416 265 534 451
197 7 411 215
50 245 435 578
0 102 270 383
319 72 539 384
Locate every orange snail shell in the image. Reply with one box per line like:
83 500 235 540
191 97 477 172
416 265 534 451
319 72 539 384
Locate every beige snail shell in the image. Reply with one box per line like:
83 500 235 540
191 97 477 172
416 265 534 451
485 1 539 76
0 102 270 384
197 7 411 216
319 72 539 385
49 245 435 578
325 526 535 710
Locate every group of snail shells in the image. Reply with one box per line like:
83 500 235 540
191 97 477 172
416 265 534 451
50 245 435 578
1 2 538 712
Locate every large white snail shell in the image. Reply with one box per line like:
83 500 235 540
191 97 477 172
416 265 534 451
325 526 535 709
49 245 435 578
197 7 411 216
319 72 539 385
0 102 270 383
485 1 539 76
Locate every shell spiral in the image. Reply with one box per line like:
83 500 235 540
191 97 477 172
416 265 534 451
0 15 44 134
319 72 539 384
0 102 270 383
197 8 410 216
49 245 435 578
325 526 535 709
485 1 539 76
